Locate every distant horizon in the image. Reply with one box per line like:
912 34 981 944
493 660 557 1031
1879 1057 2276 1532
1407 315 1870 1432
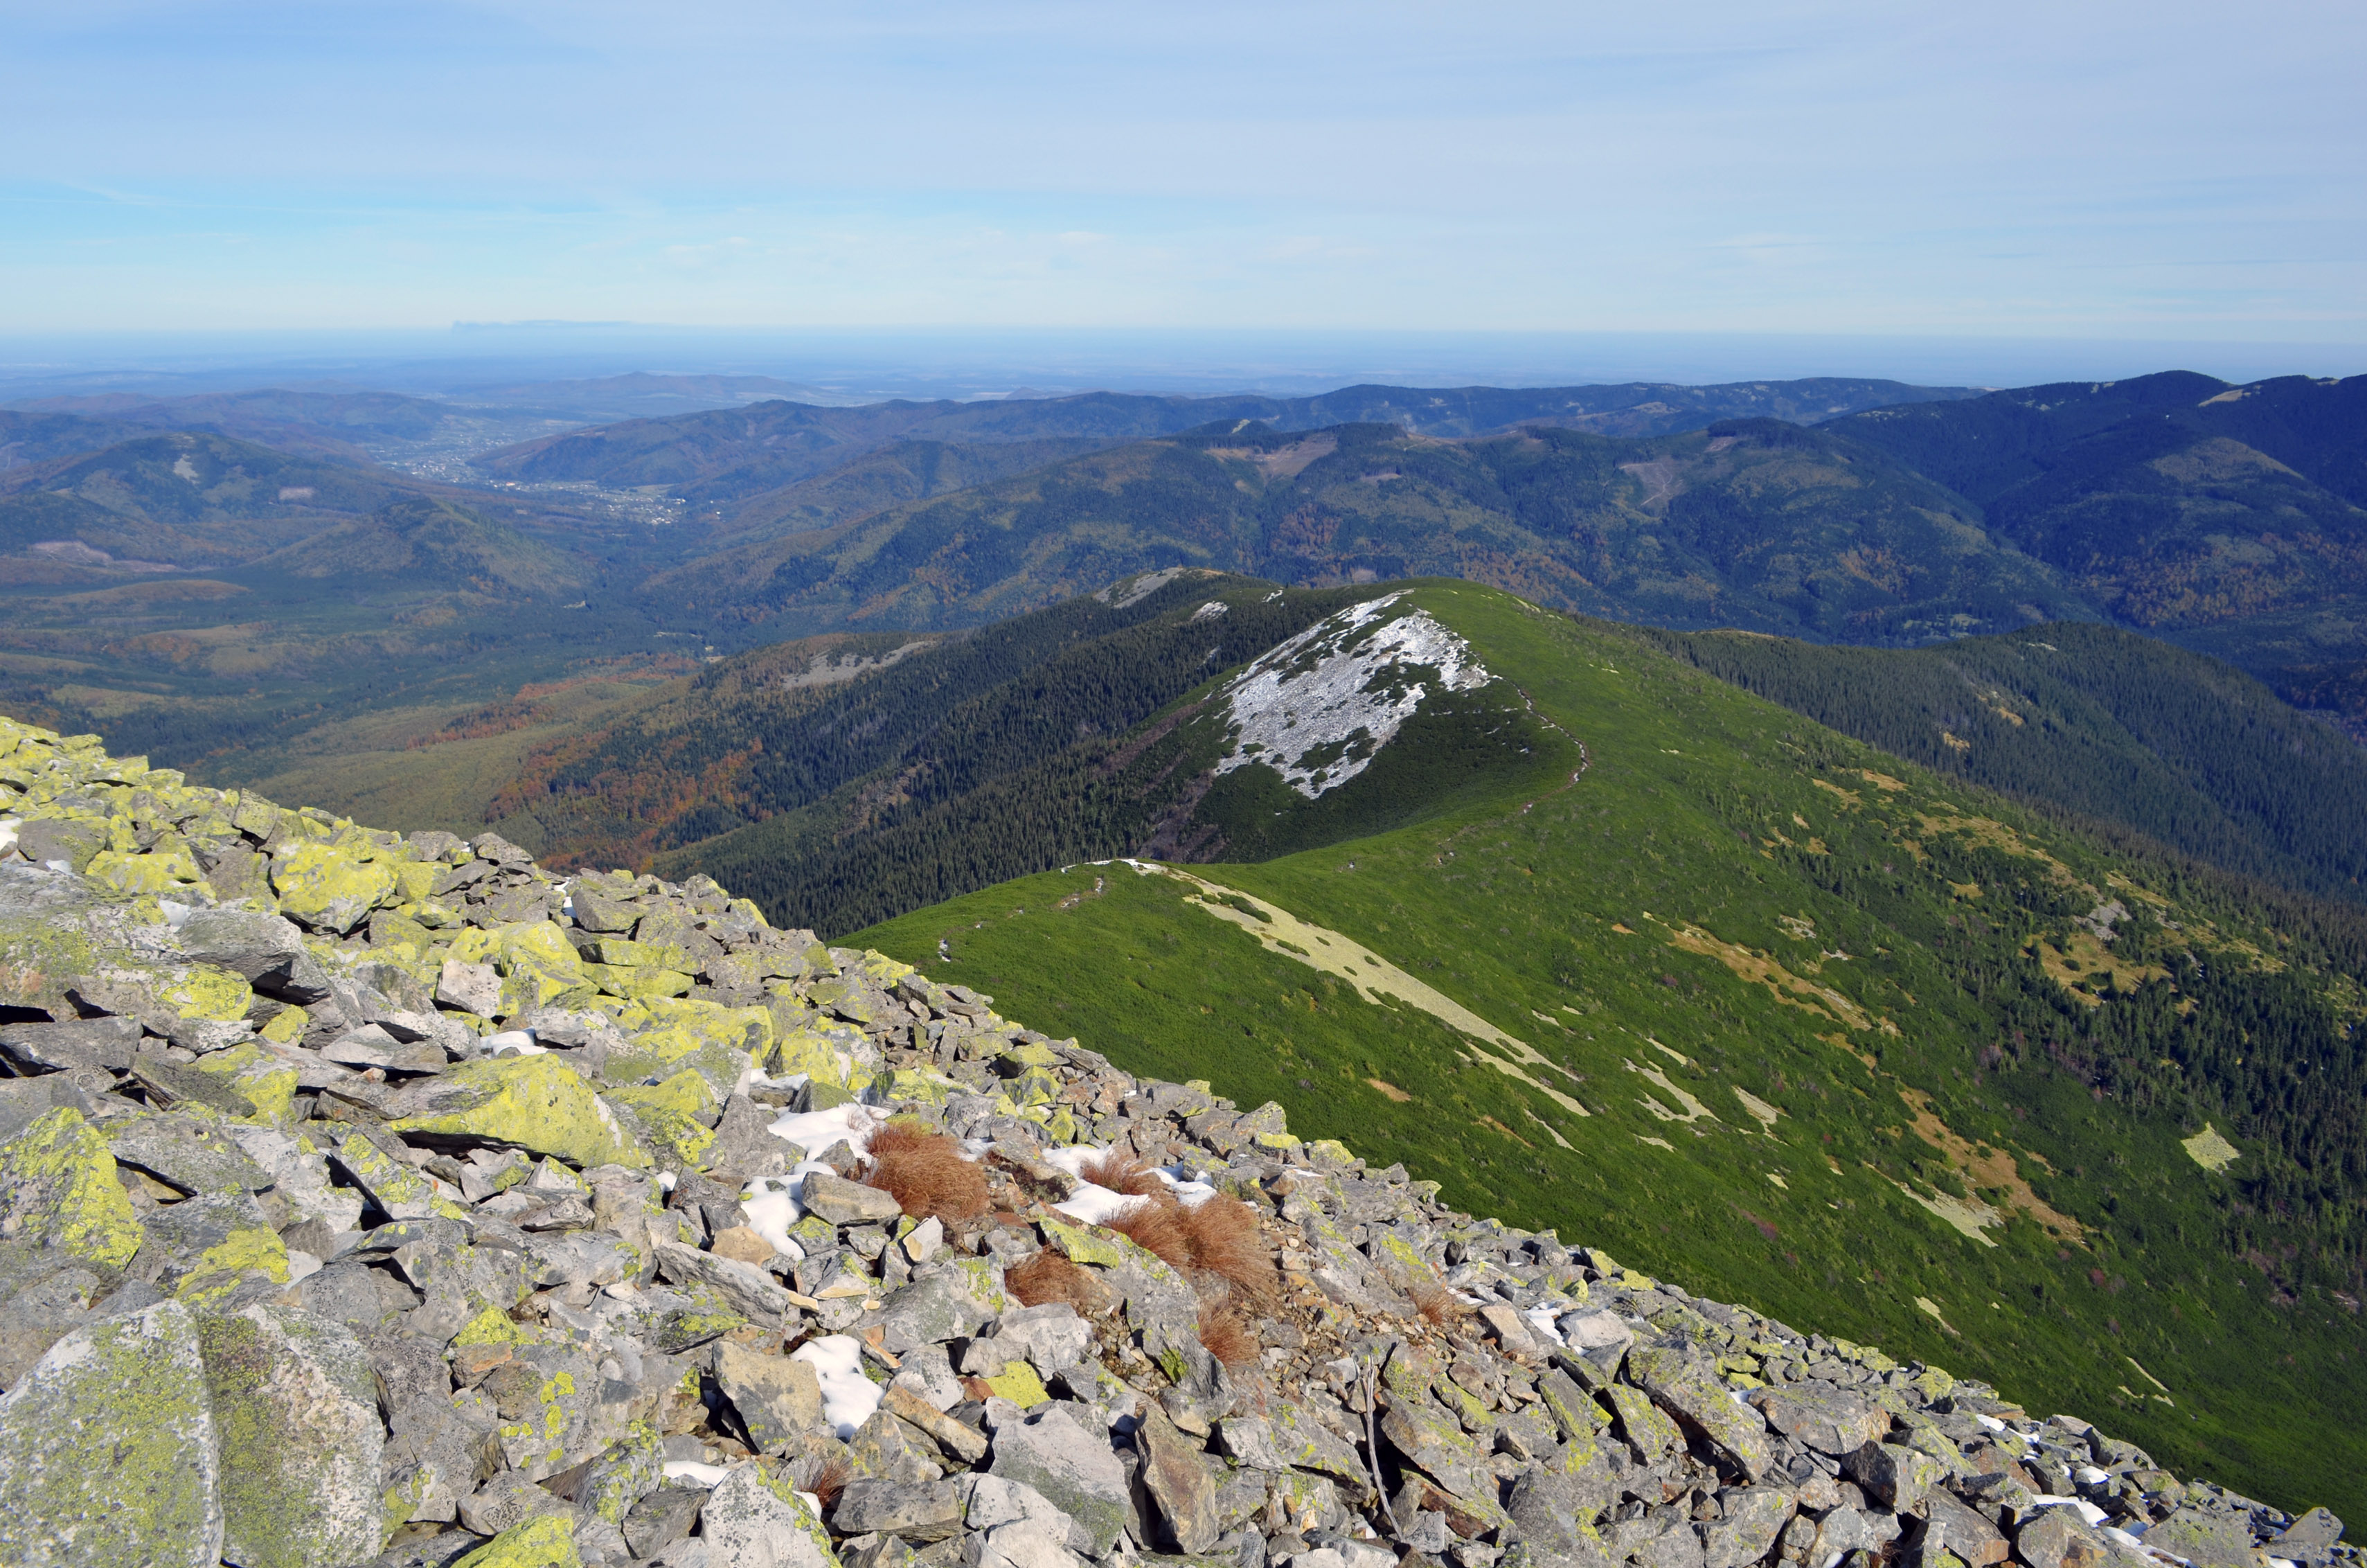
1 325 2359 408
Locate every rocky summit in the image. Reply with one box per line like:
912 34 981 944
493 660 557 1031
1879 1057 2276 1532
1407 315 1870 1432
0 710 2350 1568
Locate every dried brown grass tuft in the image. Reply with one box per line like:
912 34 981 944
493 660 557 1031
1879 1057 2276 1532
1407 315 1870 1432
1102 1197 1193 1271
1007 1249 1099 1311
1176 1196 1278 1306
796 1453 852 1508
1409 1277 1467 1328
1197 1306 1258 1371
1078 1148 1169 1197
860 1120 991 1223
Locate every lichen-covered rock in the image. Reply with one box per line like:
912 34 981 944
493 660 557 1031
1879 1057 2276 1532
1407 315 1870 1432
483 1340 650 1481
107 1111 273 1196
1625 1339 1774 1482
1745 1382 1887 1456
144 1188 292 1306
0 1300 224 1568
331 1129 471 1221
988 1403 1132 1556
699 1461 841 1568
224 1123 366 1231
2144 1507 2262 1568
573 1423 668 1527
1136 1400 1220 1553
715 1340 826 1454
0 1105 145 1268
392 1055 652 1170
197 1301 386 1568
453 1513 585 1568
271 839 398 934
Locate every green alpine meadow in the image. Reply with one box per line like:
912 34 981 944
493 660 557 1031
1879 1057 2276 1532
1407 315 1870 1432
847 580 2367 1517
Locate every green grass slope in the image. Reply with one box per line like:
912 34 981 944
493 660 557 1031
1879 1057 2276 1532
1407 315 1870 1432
851 582 2367 1518
1643 622 2367 905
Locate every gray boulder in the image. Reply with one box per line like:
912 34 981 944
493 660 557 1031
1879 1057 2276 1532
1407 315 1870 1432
2274 1508 2346 1568
1138 1398 1222 1553
196 1301 386 1568
715 1340 825 1454
832 1477 965 1541
1624 1339 1773 1483
989 1402 1134 1555
109 1112 273 1196
699 1461 839 1568
802 1171 904 1224
1746 1384 1886 1456
1697 1486 1794 1568
0 1300 224 1568
0 1015 139 1076
2143 1508 2260 1568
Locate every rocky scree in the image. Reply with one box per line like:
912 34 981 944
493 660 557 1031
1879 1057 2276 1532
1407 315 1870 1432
0 713 2350 1568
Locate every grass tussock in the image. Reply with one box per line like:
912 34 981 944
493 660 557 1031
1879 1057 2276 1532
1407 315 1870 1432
861 1120 991 1223
1078 1148 1168 1197
794 1453 851 1508
1176 1195 1279 1306
1100 1188 1279 1309
1102 1197 1193 1269
1409 1278 1467 1328
1008 1249 1100 1311
1197 1306 1258 1371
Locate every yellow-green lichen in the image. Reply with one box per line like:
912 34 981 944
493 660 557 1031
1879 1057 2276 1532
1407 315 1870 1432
271 841 398 932
163 963 255 1022
455 1306 529 1347
175 1224 291 1304
0 1106 145 1267
452 1514 582 1568
193 1044 301 1125
604 1070 720 1167
87 838 205 895
391 1055 651 1170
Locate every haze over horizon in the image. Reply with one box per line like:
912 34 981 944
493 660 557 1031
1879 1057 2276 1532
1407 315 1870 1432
5 0 2363 363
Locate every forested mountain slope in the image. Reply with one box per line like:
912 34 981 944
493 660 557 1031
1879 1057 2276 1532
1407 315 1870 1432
845 580 2367 1517
1832 374 2367 719
486 571 1381 881
476 377 1970 504
1643 623 2367 905
647 418 2089 644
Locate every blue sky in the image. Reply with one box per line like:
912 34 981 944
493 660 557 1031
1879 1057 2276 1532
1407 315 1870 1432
3 1 2361 344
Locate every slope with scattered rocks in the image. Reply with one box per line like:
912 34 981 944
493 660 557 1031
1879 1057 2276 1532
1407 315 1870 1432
0 715 2350 1568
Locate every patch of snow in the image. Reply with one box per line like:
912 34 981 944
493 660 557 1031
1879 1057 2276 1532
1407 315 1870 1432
1523 1306 1566 1346
663 1461 730 1488
483 1030 544 1055
767 1101 882 1158
1042 1144 1215 1211
1211 592 1492 800
795 1335 883 1436
1052 1182 1138 1225
740 1170 824 1258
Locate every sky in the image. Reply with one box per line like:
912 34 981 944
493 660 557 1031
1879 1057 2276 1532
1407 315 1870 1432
3 0 2363 352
